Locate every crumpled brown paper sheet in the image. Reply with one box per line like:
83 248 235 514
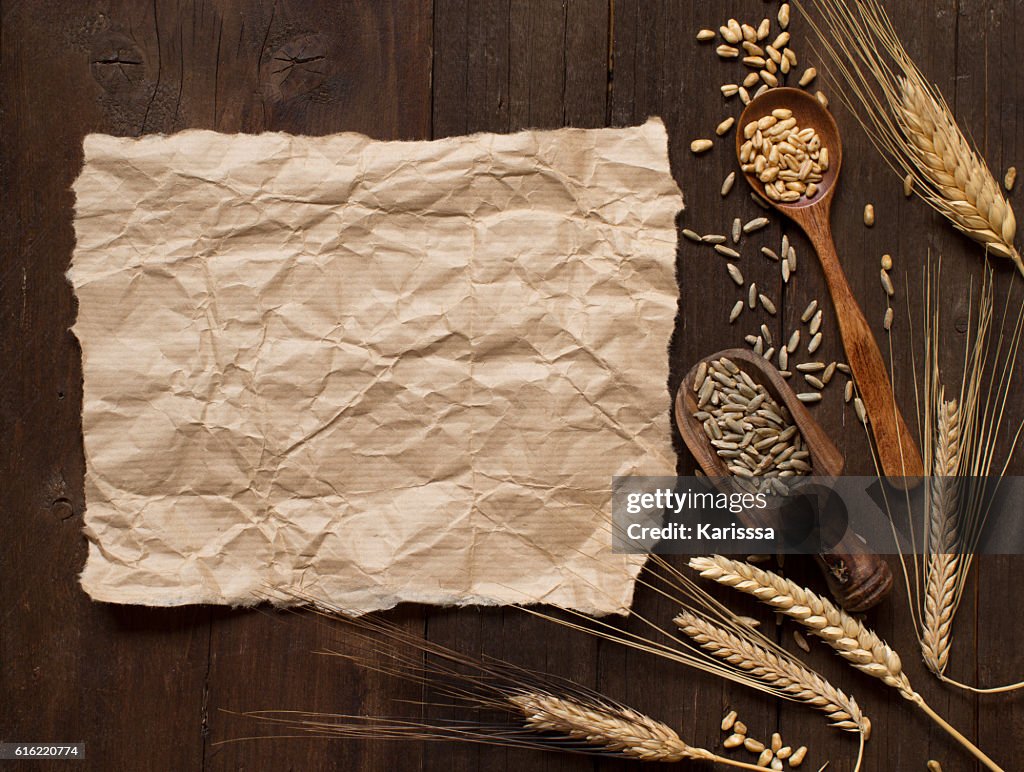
70 118 683 614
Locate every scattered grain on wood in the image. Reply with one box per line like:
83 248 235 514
743 217 770 234
804 374 825 390
854 397 868 424
721 172 737 198
724 733 745 749
729 300 744 323
880 268 895 296
798 67 817 87
744 737 765 753
801 300 818 322
778 3 790 29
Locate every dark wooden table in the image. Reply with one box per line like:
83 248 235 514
3 2 1023 770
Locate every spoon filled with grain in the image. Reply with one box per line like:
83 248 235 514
735 87 922 482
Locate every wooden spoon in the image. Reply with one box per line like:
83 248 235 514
676 349 893 612
736 87 923 483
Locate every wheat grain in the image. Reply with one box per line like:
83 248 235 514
675 611 868 734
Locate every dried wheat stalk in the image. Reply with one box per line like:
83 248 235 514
518 546 871 746
921 397 961 676
799 0 1022 275
690 555 915 697
897 80 1020 269
509 692 711 764
674 610 869 736
250 589 770 770
690 555 1005 771
905 263 1024 691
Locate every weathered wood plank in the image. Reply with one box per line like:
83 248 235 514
6 2 1024 770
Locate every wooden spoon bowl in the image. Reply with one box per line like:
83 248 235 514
735 88 923 484
735 87 844 210
675 349 893 612
677 348 843 483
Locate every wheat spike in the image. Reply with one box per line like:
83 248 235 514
921 398 961 675
690 555 915 697
510 692 705 763
799 0 1022 276
674 611 870 736
896 80 1021 270
690 555 1005 771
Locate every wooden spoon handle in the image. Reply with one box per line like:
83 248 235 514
802 212 923 480
815 546 893 613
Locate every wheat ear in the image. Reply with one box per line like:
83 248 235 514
690 555 1005 772
800 0 1022 275
896 80 1021 271
674 611 869 737
510 692 710 764
921 397 961 676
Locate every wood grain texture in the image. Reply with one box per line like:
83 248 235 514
2 1 1022 771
